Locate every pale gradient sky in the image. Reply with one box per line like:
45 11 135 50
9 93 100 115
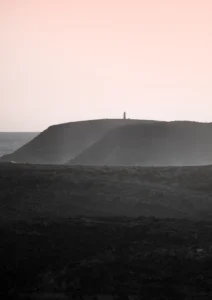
1 0 212 131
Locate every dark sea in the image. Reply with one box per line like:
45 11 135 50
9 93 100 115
0 132 39 157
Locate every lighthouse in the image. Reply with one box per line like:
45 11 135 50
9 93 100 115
123 112 126 120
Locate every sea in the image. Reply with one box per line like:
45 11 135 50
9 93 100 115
0 132 39 157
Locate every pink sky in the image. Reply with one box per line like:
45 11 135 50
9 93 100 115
1 0 212 131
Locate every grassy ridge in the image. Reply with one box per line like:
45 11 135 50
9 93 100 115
1 163 212 221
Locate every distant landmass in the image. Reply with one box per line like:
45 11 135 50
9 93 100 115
69 121 212 166
0 119 158 164
1 119 212 166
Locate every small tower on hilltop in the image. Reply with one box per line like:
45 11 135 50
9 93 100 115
123 111 126 120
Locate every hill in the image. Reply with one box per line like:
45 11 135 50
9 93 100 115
1 163 212 222
69 121 212 166
0 119 156 165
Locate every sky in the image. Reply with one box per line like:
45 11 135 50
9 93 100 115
1 0 212 131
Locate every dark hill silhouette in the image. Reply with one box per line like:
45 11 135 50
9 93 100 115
0 119 157 164
69 121 212 166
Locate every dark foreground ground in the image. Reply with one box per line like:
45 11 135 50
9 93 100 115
1 216 212 299
1 163 212 299
1 162 212 221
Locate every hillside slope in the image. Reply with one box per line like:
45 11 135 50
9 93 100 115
1 163 212 221
0 119 154 164
69 121 212 166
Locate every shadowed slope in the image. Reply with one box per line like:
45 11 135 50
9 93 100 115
0 119 155 164
69 121 212 166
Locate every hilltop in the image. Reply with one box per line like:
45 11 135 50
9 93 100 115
69 121 212 166
0 119 157 165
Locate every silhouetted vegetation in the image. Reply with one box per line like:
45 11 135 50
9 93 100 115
1 163 212 299
1 163 212 222
1 216 212 299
